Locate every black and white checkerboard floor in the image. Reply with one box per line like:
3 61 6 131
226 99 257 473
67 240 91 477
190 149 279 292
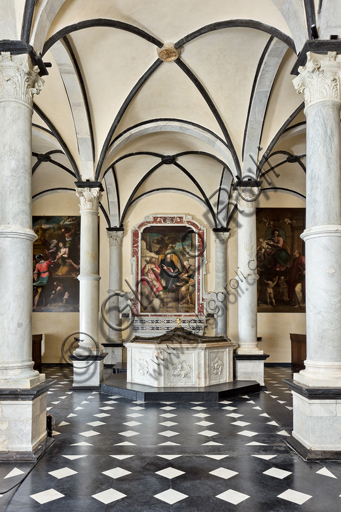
1 366 341 511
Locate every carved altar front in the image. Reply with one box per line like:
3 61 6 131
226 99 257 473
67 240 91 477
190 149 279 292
126 324 235 388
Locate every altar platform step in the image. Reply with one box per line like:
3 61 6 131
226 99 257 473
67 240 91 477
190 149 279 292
101 373 260 402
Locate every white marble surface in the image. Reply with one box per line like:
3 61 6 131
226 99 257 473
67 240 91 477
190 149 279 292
106 231 124 343
292 391 341 451
0 394 47 453
293 52 341 388
237 195 262 355
72 359 105 388
73 187 103 388
235 360 265 386
103 346 123 365
126 341 234 388
214 232 229 337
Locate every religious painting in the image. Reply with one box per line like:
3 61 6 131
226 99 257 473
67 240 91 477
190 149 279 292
256 208 305 313
131 215 207 332
32 216 80 312
140 225 196 314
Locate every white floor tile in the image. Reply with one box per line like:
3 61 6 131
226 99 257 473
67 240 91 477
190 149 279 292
48 467 78 479
217 489 249 504
210 467 238 479
237 430 258 437
92 488 126 504
30 489 64 504
263 467 292 479
156 467 185 479
119 430 139 437
4 468 24 479
278 489 312 505
154 489 188 505
79 430 100 437
102 467 131 479
198 430 218 437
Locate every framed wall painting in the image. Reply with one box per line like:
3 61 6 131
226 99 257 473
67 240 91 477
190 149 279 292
32 216 80 312
131 215 207 335
256 208 305 313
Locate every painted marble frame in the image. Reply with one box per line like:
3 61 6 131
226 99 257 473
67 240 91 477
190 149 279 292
131 215 206 323
32 216 80 312
256 208 305 313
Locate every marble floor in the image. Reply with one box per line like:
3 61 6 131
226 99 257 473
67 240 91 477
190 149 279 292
0 366 340 511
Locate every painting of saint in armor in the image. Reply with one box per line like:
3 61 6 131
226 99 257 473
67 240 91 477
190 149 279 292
32 216 80 312
140 226 196 314
256 208 305 312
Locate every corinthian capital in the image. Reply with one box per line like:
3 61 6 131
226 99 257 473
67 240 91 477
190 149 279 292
293 51 341 109
76 187 102 212
0 53 44 106
107 230 124 246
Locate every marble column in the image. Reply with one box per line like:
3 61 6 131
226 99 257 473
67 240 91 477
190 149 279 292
102 229 124 365
71 186 106 388
0 52 50 457
235 189 267 385
286 52 341 454
213 230 230 337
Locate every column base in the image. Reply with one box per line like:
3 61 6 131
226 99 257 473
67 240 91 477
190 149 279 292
102 342 123 366
234 354 269 386
0 379 54 460
285 379 341 455
69 353 108 389
294 360 341 388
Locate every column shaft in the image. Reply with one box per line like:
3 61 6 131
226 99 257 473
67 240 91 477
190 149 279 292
76 187 102 353
293 52 341 386
107 230 124 342
237 202 261 354
0 53 43 388
214 231 229 337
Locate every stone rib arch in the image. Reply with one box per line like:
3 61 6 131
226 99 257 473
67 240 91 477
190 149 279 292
102 120 239 182
30 0 67 53
49 38 95 180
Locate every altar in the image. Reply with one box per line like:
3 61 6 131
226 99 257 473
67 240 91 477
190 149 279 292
126 320 235 388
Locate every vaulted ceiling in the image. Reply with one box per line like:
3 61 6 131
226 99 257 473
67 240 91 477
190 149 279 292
4 0 330 228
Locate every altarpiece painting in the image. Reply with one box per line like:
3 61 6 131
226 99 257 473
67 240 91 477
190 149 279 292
131 215 206 335
256 208 305 312
32 216 80 312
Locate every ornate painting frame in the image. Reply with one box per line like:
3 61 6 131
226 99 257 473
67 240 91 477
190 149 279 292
131 215 207 335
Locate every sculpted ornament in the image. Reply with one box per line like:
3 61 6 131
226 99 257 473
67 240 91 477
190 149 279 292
76 187 102 212
293 52 341 108
171 360 192 378
211 357 224 376
0 52 44 106
137 358 149 376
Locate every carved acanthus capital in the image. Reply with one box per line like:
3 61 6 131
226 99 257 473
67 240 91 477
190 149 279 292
0 53 44 106
214 231 230 246
76 187 102 212
107 230 124 246
293 51 341 109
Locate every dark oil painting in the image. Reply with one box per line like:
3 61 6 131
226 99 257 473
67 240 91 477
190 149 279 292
257 208 305 313
32 216 80 312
